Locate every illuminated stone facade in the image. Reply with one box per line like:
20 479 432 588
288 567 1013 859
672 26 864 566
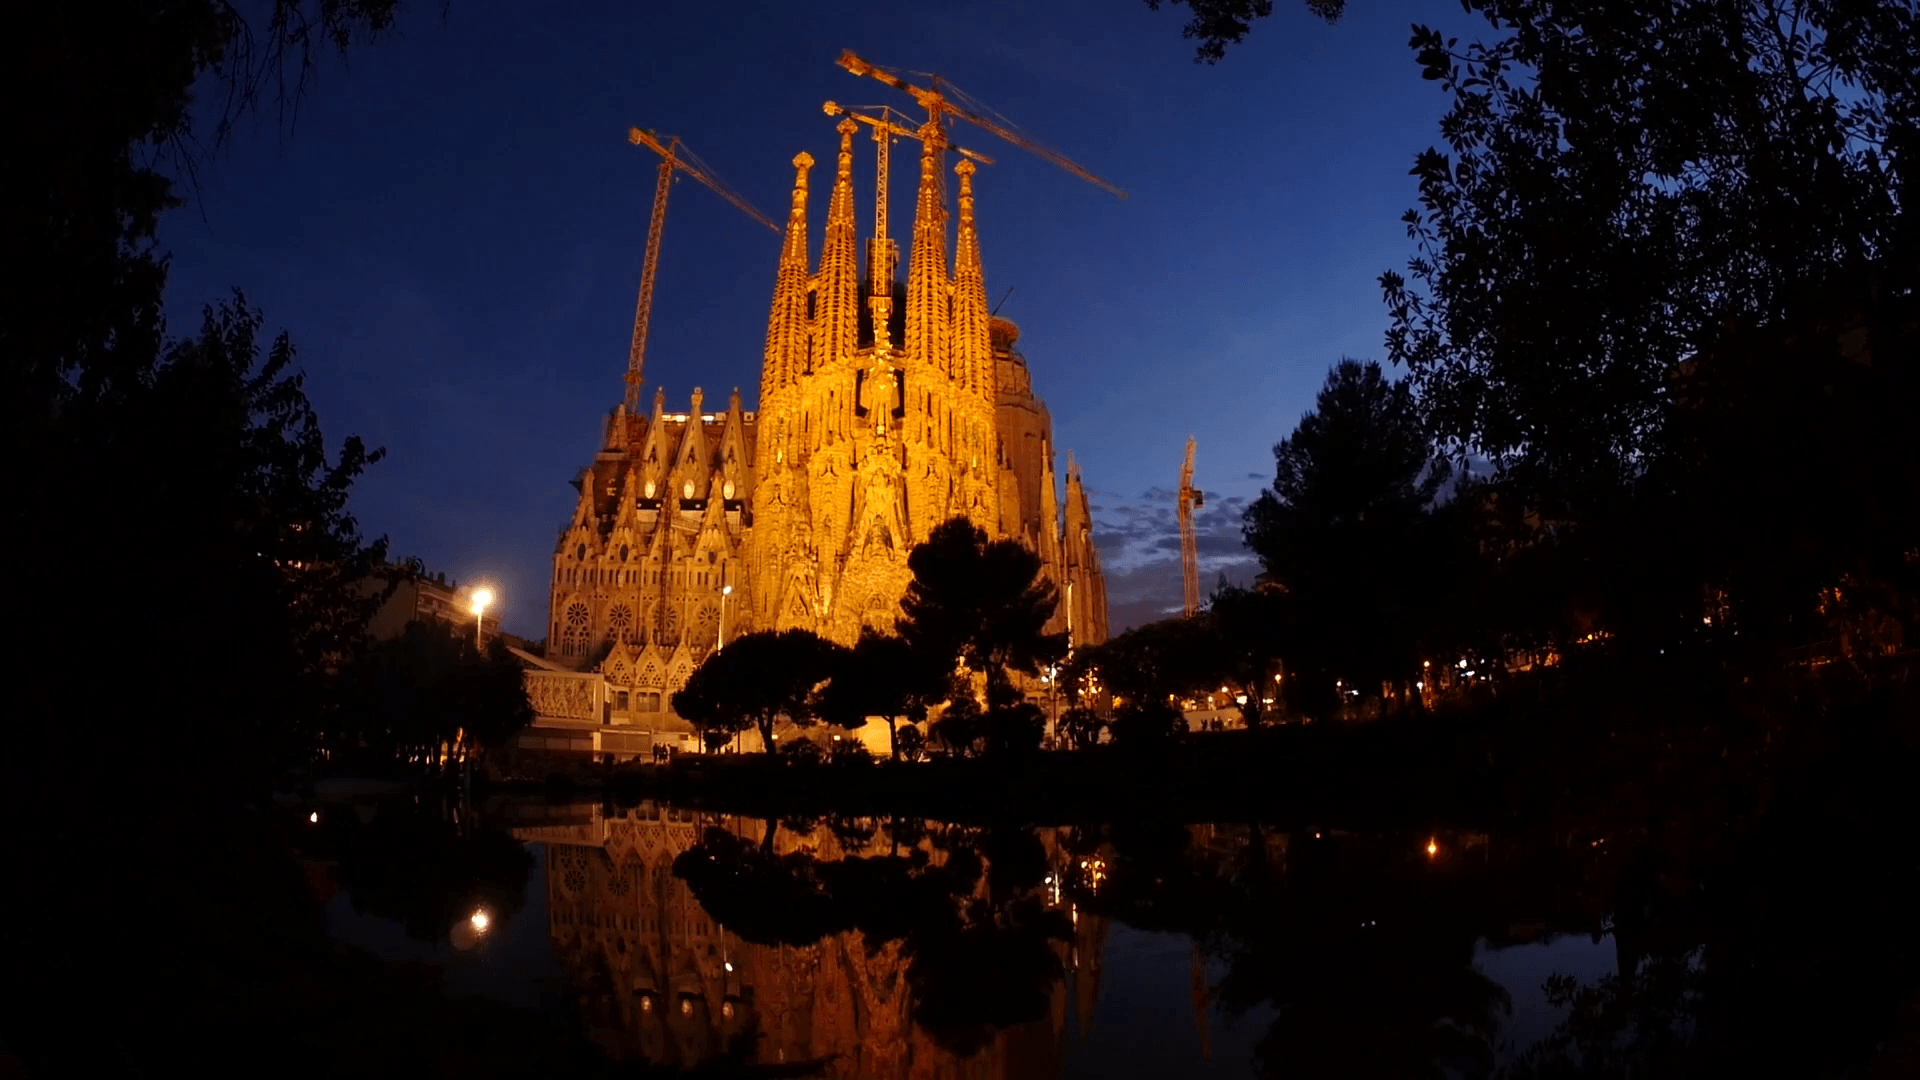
546 117 1108 724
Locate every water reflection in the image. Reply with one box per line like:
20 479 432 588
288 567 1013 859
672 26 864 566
501 805 1587 1077
511 803 1106 1073
296 789 1919 1077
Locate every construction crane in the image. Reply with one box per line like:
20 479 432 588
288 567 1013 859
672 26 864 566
822 101 994 331
1179 436 1203 618
623 128 781 414
835 50 1126 200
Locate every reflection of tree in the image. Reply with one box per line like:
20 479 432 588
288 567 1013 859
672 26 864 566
308 801 533 945
671 820 1069 1057
1076 821 1509 1078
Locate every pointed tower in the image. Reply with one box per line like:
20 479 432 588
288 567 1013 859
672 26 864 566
817 119 861 373
903 120 950 379
761 152 814 407
1063 454 1109 649
951 160 993 400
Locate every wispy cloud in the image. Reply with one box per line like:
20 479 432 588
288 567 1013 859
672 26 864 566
1089 485 1260 632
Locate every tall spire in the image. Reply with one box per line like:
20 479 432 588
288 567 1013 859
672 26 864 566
951 159 992 399
817 119 860 371
761 152 814 406
904 119 950 377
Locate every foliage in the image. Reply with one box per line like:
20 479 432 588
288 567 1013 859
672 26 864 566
1374 0 1920 652
930 678 986 758
1058 706 1108 750
899 517 1069 711
6 3 409 796
334 619 533 773
781 734 825 767
1143 0 1347 63
828 737 875 767
672 629 847 754
1243 359 1449 716
1108 698 1187 748
894 725 928 762
816 629 945 760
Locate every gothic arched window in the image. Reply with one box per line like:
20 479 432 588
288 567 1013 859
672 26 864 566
562 602 591 657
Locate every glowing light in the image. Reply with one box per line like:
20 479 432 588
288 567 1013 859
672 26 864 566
641 996 654 1013
722 584 733 595
1426 838 1438 858
471 587 494 616
721 1001 735 1019
308 811 319 824
470 908 492 933
681 998 693 1016
724 961 734 972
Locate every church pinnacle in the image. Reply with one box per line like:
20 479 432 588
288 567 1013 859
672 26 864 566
761 151 814 406
817 118 861 372
952 158 992 401
904 120 950 379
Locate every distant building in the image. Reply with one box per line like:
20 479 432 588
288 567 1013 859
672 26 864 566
364 572 499 643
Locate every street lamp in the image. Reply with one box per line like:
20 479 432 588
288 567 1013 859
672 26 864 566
470 586 494 648
717 584 733 651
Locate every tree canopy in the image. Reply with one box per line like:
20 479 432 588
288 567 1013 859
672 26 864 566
672 629 848 753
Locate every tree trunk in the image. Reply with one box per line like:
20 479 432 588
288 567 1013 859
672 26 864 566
887 715 899 761
757 714 776 755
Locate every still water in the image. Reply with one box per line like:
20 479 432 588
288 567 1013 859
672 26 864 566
308 797 1626 1077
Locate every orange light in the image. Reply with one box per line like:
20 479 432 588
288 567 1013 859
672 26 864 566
1426 838 1438 858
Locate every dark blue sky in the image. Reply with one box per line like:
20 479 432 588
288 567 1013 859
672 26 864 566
164 0 1469 636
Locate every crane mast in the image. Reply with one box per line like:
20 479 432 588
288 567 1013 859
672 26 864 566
823 101 994 347
623 127 780 414
1179 436 1203 618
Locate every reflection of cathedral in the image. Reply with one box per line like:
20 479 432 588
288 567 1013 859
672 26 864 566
511 804 1110 1075
543 115 1108 726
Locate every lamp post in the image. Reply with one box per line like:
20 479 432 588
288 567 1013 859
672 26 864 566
471 587 494 649
717 584 732 651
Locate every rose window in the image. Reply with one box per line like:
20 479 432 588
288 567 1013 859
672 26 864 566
607 603 635 645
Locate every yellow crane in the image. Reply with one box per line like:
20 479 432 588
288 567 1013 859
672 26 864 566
835 50 1126 200
623 128 781 414
1179 436 1203 618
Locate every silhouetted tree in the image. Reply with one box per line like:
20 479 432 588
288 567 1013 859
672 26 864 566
1206 582 1289 725
899 517 1068 756
1144 0 1347 63
336 619 534 774
1244 359 1446 716
1374 1 1920 657
816 629 944 760
673 629 847 754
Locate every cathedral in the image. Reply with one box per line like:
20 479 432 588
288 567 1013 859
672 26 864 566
544 115 1108 723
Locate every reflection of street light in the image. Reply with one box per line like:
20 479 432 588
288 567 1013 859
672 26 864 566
471 586 495 648
717 584 733 651
470 908 491 933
